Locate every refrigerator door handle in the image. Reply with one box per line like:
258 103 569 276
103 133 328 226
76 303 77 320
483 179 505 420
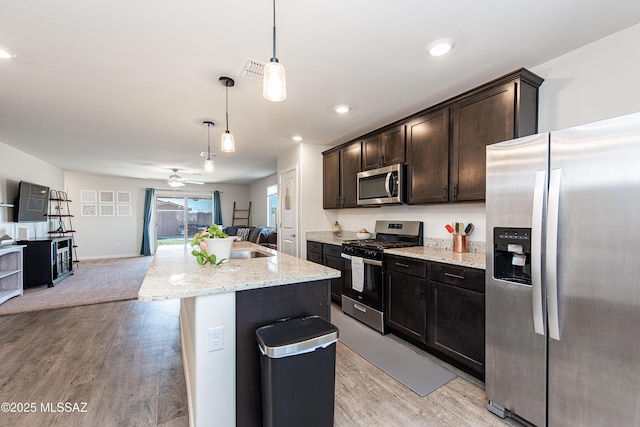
547 168 562 341
531 170 546 336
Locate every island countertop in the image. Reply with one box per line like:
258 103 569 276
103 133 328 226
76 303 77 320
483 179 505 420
138 241 341 302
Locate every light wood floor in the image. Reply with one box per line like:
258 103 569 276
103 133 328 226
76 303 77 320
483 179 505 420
0 299 517 426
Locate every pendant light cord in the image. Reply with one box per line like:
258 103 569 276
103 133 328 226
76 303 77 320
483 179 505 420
271 0 277 61
225 84 230 132
207 124 211 156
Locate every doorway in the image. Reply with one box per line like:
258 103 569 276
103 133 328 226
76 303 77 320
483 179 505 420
155 194 213 246
279 167 298 257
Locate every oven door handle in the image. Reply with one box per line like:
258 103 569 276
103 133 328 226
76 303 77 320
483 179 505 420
340 253 382 266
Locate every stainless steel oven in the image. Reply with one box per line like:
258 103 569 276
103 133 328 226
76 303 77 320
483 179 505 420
341 220 423 334
340 254 385 331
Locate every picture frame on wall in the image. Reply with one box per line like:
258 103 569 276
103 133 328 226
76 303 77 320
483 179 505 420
99 191 115 203
100 204 115 216
81 190 97 203
117 191 131 204
81 203 98 217
117 205 132 216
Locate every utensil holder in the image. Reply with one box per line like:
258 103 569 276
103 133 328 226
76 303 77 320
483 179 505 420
453 235 469 253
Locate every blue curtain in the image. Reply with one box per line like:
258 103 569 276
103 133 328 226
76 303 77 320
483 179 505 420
213 190 223 225
140 187 154 255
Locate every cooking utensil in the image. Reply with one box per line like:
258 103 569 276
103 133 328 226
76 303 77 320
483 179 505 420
445 224 455 234
464 223 474 235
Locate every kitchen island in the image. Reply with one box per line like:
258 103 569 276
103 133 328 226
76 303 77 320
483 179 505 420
138 242 340 427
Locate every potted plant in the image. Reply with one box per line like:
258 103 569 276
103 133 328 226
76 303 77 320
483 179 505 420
191 224 237 266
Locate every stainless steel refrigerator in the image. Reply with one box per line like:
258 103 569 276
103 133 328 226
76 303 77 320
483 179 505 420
485 112 640 427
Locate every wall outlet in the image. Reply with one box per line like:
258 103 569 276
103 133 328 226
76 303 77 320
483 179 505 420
208 326 224 352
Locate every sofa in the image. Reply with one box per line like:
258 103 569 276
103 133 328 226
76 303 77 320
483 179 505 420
223 226 277 250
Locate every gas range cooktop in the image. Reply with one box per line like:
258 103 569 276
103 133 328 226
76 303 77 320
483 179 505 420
341 220 424 259
342 239 417 250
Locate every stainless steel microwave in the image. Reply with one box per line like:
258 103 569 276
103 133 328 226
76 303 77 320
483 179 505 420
357 164 405 205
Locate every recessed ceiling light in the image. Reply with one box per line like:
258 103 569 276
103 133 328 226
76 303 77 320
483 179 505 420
292 135 302 141
427 39 455 57
0 47 17 59
335 105 351 114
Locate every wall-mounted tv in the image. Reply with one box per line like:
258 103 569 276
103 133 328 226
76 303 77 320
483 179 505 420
14 181 49 222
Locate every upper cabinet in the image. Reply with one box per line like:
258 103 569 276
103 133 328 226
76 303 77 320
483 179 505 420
323 141 362 209
323 68 543 208
449 71 542 202
362 125 406 170
406 108 450 204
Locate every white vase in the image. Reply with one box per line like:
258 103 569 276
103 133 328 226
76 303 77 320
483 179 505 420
202 237 236 263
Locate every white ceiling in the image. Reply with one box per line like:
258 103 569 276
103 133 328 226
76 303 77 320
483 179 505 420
1 0 639 185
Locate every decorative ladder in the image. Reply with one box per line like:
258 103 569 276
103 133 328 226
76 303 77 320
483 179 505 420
232 201 251 226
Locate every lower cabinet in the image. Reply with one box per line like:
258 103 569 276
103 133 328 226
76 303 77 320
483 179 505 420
384 255 485 379
428 262 485 378
307 241 345 304
386 255 428 343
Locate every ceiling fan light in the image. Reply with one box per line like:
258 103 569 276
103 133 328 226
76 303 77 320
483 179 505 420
221 131 235 153
168 179 185 188
204 157 215 173
263 60 286 102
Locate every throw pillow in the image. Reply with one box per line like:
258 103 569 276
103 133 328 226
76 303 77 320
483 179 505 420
248 227 262 243
236 227 251 241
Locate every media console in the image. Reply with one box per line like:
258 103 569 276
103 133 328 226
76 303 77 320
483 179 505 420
18 237 74 288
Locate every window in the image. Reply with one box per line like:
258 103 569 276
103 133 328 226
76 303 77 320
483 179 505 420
267 185 278 228
155 195 213 245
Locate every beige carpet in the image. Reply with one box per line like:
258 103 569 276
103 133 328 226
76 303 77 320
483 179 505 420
0 256 154 316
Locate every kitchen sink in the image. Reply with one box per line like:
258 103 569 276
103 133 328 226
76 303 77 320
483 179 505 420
229 250 273 259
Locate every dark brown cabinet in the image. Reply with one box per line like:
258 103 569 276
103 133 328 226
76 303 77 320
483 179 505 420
449 70 543 201
322 68 543 207
307 241 345 304
363 125 406 170
322 141 362 209
384 254 486 379
406 108 450 203
386 255 428 343
428 262 485 378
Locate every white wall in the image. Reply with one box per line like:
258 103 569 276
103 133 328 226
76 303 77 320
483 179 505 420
64 171 250 259
0 141 64 239
248 173 277 226
277 143 337 258
534 23 640 132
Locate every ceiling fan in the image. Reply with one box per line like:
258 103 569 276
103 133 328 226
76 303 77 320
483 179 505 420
167 168 205 187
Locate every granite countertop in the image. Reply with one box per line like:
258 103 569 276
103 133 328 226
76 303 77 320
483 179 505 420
385 246 486 270
138 241 341 302
305 231 358 245
306 231 486 270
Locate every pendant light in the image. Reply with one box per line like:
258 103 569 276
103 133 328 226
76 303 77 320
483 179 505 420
203 121 215 173
263 0 286 102
219 76 236 153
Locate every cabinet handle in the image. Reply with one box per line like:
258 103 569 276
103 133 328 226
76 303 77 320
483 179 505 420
395 262 411 268
444 272 465 280
442 185 447 200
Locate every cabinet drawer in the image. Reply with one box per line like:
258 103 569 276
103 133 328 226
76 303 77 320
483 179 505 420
428 262 484 292
307 241 322 254
385 255 427 278
323 243 342 258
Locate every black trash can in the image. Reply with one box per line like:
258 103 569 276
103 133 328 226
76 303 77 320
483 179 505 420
256 315 339 427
